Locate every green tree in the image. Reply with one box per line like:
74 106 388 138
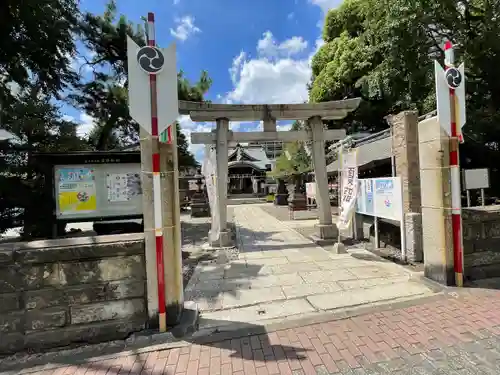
269 141 312 179
0 0 79 103
0 84 88 237
74 1 211 169
0 0 87 237
309 0 500 190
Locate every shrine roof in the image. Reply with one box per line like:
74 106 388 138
228 144 271 171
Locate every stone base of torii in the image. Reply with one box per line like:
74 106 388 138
181 99 361 247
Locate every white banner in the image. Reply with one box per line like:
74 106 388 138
201 146 219 239
305 182 316 199
338 149 359 230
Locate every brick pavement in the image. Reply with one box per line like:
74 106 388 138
14 289 500 375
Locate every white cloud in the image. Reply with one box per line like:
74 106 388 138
76 113 95 138
277 123 293 131
309 0 344 13
257 31 308 58
170 16 201 42
287 12 295 20
7 81 20 96
173 0 180 4
177 115 214 158
229 52 246 85
225 31 315 105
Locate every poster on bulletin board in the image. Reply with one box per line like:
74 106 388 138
356 177 402 221
58 167 97 215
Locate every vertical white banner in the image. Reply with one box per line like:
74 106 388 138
202 146 219 237
338 149 359 230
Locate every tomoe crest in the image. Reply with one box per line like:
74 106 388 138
136 46 165 74
445 67 462 89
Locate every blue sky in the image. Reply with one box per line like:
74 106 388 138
68 0 343 159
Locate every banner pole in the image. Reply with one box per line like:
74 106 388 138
445 41 464 287
337 143 343 244
146 12 167 332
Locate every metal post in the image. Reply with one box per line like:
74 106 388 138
481 188 485 206
445 41 464 287
466 190 471 207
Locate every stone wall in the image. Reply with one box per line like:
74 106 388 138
0 233 147 354
463 206 500 281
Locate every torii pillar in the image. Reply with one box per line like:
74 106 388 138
182 99 361 245
309 116 337 240
212 117 231 246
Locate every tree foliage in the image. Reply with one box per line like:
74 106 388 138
0 0 86 237
309 0 500 188
0 85 88 237
0 0 212 237
74 1 211 169
0 0 80 103
270 121 312 179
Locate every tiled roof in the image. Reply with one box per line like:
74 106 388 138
326 131 392 173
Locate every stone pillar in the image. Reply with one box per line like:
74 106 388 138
161 140 183 325
388 111 423 262
388 111 421 213
309 116 337 241
209 117 232 247
418 116 454 285
139 128 158 328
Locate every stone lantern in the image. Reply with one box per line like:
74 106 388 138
190 170 210 218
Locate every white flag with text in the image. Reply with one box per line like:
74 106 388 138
338 150 359 230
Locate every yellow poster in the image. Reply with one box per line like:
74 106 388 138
58 168 97 215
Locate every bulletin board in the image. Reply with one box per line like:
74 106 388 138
54 163 142 220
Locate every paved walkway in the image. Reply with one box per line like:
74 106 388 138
185 205 436 333
6 289 500 375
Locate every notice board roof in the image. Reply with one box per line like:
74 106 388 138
34 151 140 165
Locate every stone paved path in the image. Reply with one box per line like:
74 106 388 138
7 289 500 375
185 205 436 332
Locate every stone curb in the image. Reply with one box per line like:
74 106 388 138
0 302 200 375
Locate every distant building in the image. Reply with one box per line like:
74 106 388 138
227 143 274 195
120 140 281 194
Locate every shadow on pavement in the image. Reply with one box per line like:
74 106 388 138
0 320 310 373
466 277 500 290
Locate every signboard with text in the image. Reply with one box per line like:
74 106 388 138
356 177 402 221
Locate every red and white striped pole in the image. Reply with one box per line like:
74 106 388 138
147 12 167 331
444 41 464 287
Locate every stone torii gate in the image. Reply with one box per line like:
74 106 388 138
180 99 361 247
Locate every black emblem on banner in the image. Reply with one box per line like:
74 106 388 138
137 46 165 74
445 67 462 89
